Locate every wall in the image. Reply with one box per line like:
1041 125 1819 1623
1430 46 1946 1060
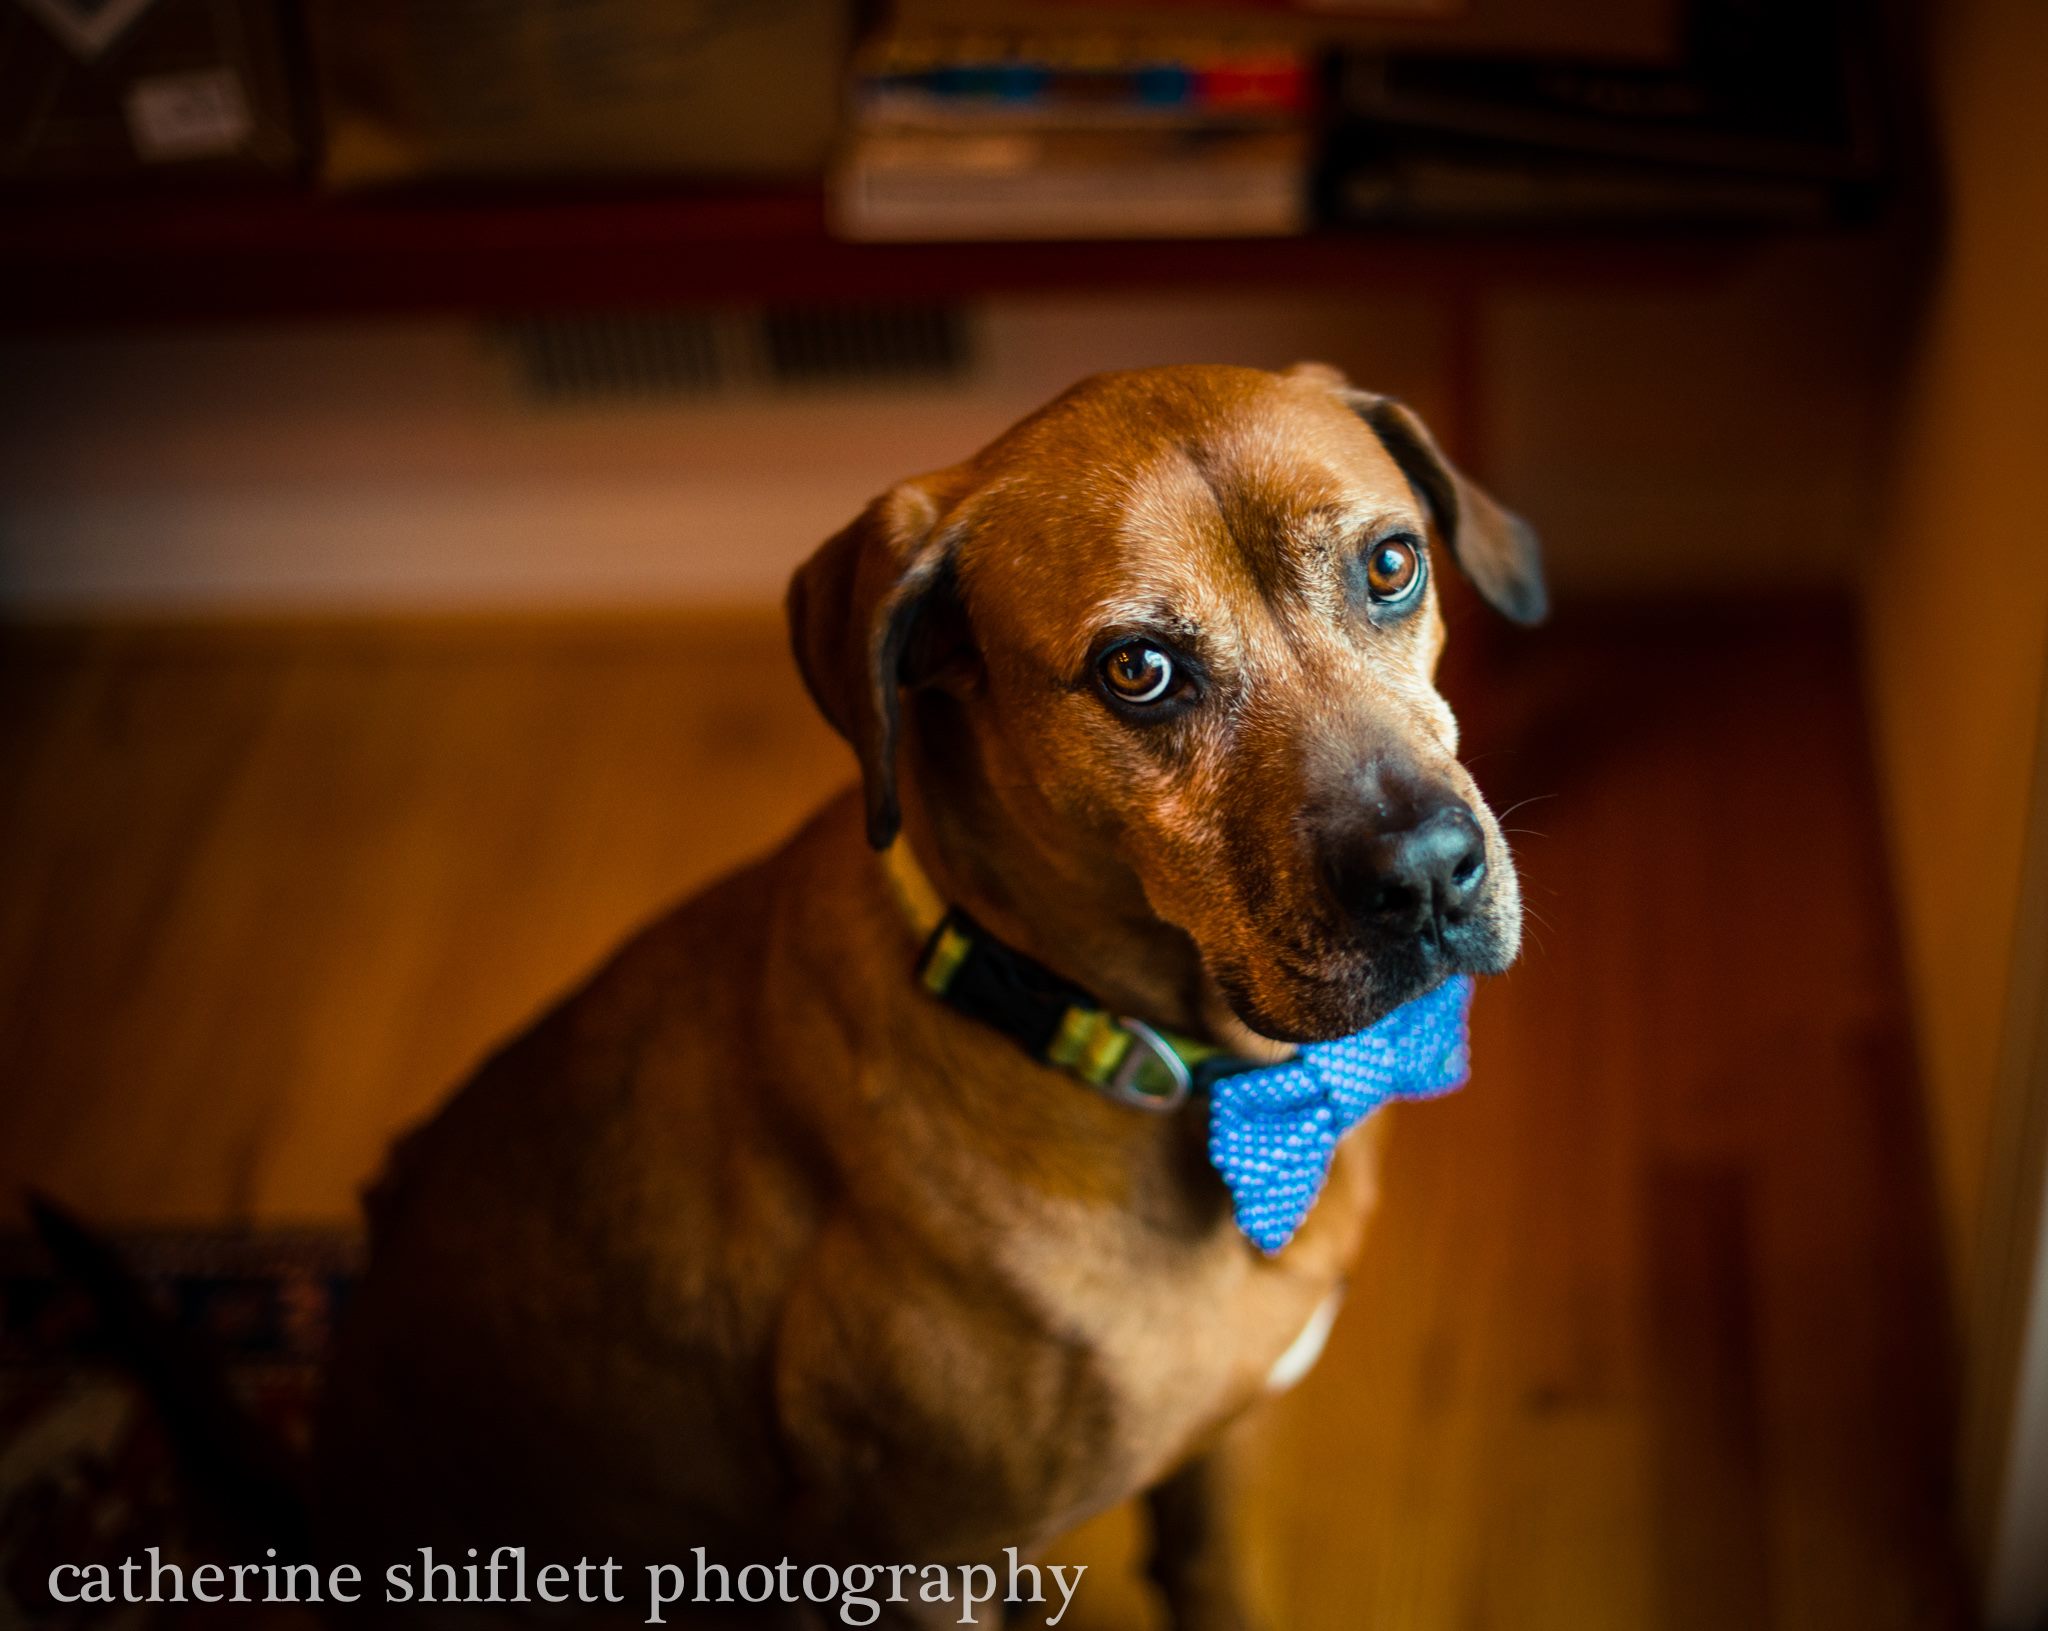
0 244 1902 614
0 294 1451 611
1486 236 1903 597
1858 0 2048 1611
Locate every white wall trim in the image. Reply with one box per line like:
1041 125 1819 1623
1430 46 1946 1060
1973 644 2048 1630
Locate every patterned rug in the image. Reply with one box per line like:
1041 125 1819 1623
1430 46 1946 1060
0 1230 359 1628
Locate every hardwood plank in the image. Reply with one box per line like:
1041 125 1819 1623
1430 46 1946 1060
1646 1161 1774 1631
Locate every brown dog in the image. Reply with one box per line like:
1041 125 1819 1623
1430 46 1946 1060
315 363 1543 1626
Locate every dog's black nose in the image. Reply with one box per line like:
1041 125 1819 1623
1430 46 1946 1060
1331 797 1488 934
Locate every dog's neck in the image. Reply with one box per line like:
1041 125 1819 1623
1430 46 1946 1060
894 735 1271 1055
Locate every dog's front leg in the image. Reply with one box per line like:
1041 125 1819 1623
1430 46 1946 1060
1145 1446 1259 1631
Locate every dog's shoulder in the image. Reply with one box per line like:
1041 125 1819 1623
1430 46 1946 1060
361 790 874 1238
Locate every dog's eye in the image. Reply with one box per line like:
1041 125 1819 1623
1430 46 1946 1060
1364 537 1424 603
1099 640 1177 706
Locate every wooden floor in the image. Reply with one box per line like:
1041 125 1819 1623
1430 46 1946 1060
0 607 1972 1629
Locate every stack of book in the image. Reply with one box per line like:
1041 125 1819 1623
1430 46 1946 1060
831 33 1314 242
1322 0 1888 227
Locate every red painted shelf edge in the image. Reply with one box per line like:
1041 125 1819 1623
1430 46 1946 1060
0 183 1790 329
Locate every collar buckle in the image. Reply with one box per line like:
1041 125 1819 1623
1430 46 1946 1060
1104 1018 1193 1112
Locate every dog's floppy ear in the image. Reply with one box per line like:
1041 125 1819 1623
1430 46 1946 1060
786 476 967 849
1324 379 1547 625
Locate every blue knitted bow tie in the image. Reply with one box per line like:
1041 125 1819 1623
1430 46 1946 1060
1208 974 1473 1254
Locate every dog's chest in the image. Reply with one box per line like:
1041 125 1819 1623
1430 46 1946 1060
1265 1288 1344 1391
999 1229 1335 1499
992 1194 1362 1492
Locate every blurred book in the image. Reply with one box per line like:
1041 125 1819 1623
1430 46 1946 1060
306 0 850 187
884 0 1680 64
852 34 1310 129
834 32 1312 240
1 0 306 187
1323 0 1887 225
1330 132 1858 226
836 127 1309 240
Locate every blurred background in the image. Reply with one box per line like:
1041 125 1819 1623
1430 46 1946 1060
1 0 2045 1626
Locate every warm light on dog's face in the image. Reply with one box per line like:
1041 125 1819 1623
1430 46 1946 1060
959 387 1524 1042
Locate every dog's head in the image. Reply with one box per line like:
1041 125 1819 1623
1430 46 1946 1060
788 363 1544 1042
